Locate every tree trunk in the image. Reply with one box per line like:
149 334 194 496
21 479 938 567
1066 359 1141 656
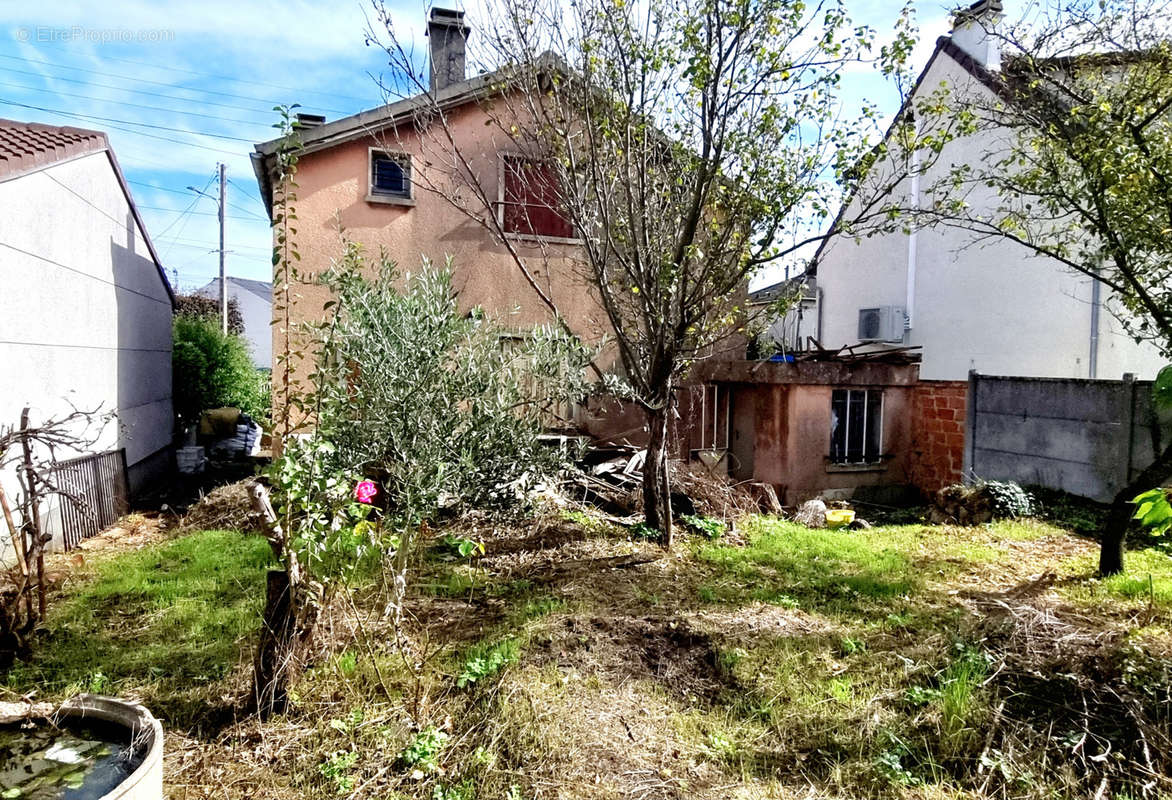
247 481 321 718
643 405 674 550
253 570 322 717
1099 438 1172 576
254 570 294 715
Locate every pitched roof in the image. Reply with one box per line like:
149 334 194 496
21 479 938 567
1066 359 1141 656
749 274 816 304
806 35 1006 274
251 69 505 216
0 118 109 182
0 118 174 305
251 53 572 216
197 276 273 304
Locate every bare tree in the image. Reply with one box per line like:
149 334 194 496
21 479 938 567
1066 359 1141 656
0 405 111 664
366 0 914 546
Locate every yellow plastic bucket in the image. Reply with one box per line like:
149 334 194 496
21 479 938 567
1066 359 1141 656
825 509 855 529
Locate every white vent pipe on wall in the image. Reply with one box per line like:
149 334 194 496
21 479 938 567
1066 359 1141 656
905 119 921 334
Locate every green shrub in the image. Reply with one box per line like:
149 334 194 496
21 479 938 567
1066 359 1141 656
173 292 244 334
398 727 450 773
318 750 359 794
982 480 1036 519
277 252 596 614
680 514 726 539
172 314 269 426
305 252 595 518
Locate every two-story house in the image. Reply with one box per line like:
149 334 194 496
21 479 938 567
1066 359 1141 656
741 0 1167 498
772 0 1165 384
252 10 622 432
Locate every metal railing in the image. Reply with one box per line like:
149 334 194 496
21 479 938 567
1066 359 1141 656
45 449 129 550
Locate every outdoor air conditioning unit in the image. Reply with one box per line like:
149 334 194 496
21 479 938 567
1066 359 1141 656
857 306 906 343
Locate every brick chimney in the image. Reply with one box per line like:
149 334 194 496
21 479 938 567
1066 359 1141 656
428 8 471 92
950 0 1003 71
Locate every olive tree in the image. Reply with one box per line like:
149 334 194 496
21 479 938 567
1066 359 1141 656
253 236 594 714
368 0 914 546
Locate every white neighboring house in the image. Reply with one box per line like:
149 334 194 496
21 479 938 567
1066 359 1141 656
796 0 1166 381
195 277 273 370
749 275 819 355
0 119 174 555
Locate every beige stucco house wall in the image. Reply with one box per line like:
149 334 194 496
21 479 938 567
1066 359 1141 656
252 12 689 443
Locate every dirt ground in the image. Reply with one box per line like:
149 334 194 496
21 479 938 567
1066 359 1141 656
21 505 1172 800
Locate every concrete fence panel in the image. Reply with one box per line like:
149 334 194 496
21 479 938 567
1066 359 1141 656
966 373 1171 503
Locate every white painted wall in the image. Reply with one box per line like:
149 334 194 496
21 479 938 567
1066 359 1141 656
815 46 1167 381
236 286 272 370
759 295 819 353
0 151 173 558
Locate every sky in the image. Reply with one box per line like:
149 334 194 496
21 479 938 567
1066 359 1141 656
0 0 962 294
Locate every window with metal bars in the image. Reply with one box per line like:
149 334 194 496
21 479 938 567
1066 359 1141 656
829 389 883 464
370 150 411 198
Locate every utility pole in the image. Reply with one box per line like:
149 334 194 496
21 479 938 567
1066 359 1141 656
218 162 227 334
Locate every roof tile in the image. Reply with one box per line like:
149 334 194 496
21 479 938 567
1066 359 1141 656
0 118 108 181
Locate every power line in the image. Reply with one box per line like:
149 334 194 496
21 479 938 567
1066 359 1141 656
36 170 248 281
48 48 377 105
0 63 284 116
136 204 262 222
227 201 267 220
227 177 266 202
156 171 216 254
0 96 255 142
0 77 277 128
155 234 271 253
43 171 137 231
0 52 356 114
0 98 245 156
156 240 274 257
130 181 267 220
0 240 170 307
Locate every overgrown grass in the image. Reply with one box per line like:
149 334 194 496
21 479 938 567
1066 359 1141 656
692 517 1024 620
695 520 921 616
4 529 272 727
6 511 1171 799
1060 546 1172 612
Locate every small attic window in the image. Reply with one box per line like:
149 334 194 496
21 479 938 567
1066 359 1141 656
369 150 412 201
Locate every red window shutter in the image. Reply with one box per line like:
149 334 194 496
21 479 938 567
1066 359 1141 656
503 159 574 239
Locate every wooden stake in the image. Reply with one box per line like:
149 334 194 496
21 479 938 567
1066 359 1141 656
0 482 27 577
19 408 45 619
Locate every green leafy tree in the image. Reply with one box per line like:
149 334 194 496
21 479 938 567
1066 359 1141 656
252 217 593 713
369 0 914 546
856 0 1172 574
172 315 269 427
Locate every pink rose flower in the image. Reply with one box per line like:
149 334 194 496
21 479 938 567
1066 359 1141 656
354 480 378 504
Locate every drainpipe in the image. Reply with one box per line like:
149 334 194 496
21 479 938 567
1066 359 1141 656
905 119 921 335
1089 276 1101 379
816 286 824 345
